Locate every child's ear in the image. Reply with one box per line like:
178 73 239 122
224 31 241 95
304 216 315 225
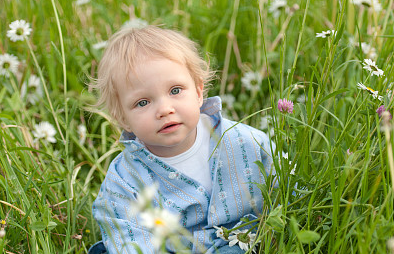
196 82 204 106
122 119 133 133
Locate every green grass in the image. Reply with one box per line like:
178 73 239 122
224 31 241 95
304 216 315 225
1 0 394 253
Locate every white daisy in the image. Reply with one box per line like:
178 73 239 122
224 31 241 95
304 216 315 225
296 95 306 103
357 82 383 100
221 94 235 109
241 71 262 92
140 208 180 248
74 0 90 6
316 30 337 38
387 237 394 253
77 124 87 144
32 121 57 143
362 59 384 77
249 198 257 209
289 162 297 175
269 0 288 18
7 20 32 42
213 226 229 241
352 0 382 12
122 18 149 29
0 53 20 77
130 183 158 215
92 41 108 50
228 229 257 252
20 74 43 105
260 115 272 130
357 82 368 91
360 42 377 60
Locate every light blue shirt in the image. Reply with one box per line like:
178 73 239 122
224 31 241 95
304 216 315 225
92 96 275 253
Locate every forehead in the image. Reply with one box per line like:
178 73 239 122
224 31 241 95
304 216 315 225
113 56 190 89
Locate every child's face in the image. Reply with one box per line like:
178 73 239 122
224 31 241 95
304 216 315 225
116 57 204 157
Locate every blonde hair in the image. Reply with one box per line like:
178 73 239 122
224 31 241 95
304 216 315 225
90 25 214 129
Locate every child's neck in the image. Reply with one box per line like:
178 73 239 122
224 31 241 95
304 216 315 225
145 128 198 157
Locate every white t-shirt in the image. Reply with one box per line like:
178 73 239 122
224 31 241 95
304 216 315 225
158 113 212 194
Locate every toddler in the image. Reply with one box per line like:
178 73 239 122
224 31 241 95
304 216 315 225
90 25 275 254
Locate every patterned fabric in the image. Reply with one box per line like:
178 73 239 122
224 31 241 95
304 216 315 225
92 96 275 253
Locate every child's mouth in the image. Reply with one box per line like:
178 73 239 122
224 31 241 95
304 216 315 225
159 122 181 133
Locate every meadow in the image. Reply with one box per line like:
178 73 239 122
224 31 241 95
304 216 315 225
1 0 394 253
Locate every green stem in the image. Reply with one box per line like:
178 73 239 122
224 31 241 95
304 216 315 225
25 39 65 143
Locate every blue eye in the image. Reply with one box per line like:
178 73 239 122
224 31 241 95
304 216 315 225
137 100 149 107
170 87 181 95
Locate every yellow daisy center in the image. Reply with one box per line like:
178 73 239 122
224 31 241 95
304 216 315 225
366 87 376 93
154 218 165 226
16 28 24 36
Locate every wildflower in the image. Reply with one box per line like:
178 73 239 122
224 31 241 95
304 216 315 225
140 208 180 248
260 116 275 136
85 229 90 233
362 59 384 77
290 162 297 175
360 42 377 60
122 18 149 29
228 229 257 252
7 20 32 42
346 149 353 155
32 121 57 143
213 226 229 241
376 105 392 119
0 53 20 77
278 98 294 114
388 237 394 254
92 41 108 50
296 95 306 103
260 115 272 130
269 0 288 18
357 82 368 91
72 234 83 240
352 0 382 12
0 228 5 238
0 220 5 225
221 94 235 109
20 74 43 105
249 198 257 209
357 82 383 101
316 30 337 38
77 124 87 144
74 0 90 5
130 183 158 215
241 71 263 92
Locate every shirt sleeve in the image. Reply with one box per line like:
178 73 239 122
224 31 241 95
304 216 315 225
92 155 156 254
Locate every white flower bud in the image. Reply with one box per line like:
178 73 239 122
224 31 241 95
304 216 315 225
0 228 5 238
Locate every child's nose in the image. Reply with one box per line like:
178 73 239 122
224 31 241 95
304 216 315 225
156 100 175 119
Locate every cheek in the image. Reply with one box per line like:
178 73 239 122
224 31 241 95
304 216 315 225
127 114 152 134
